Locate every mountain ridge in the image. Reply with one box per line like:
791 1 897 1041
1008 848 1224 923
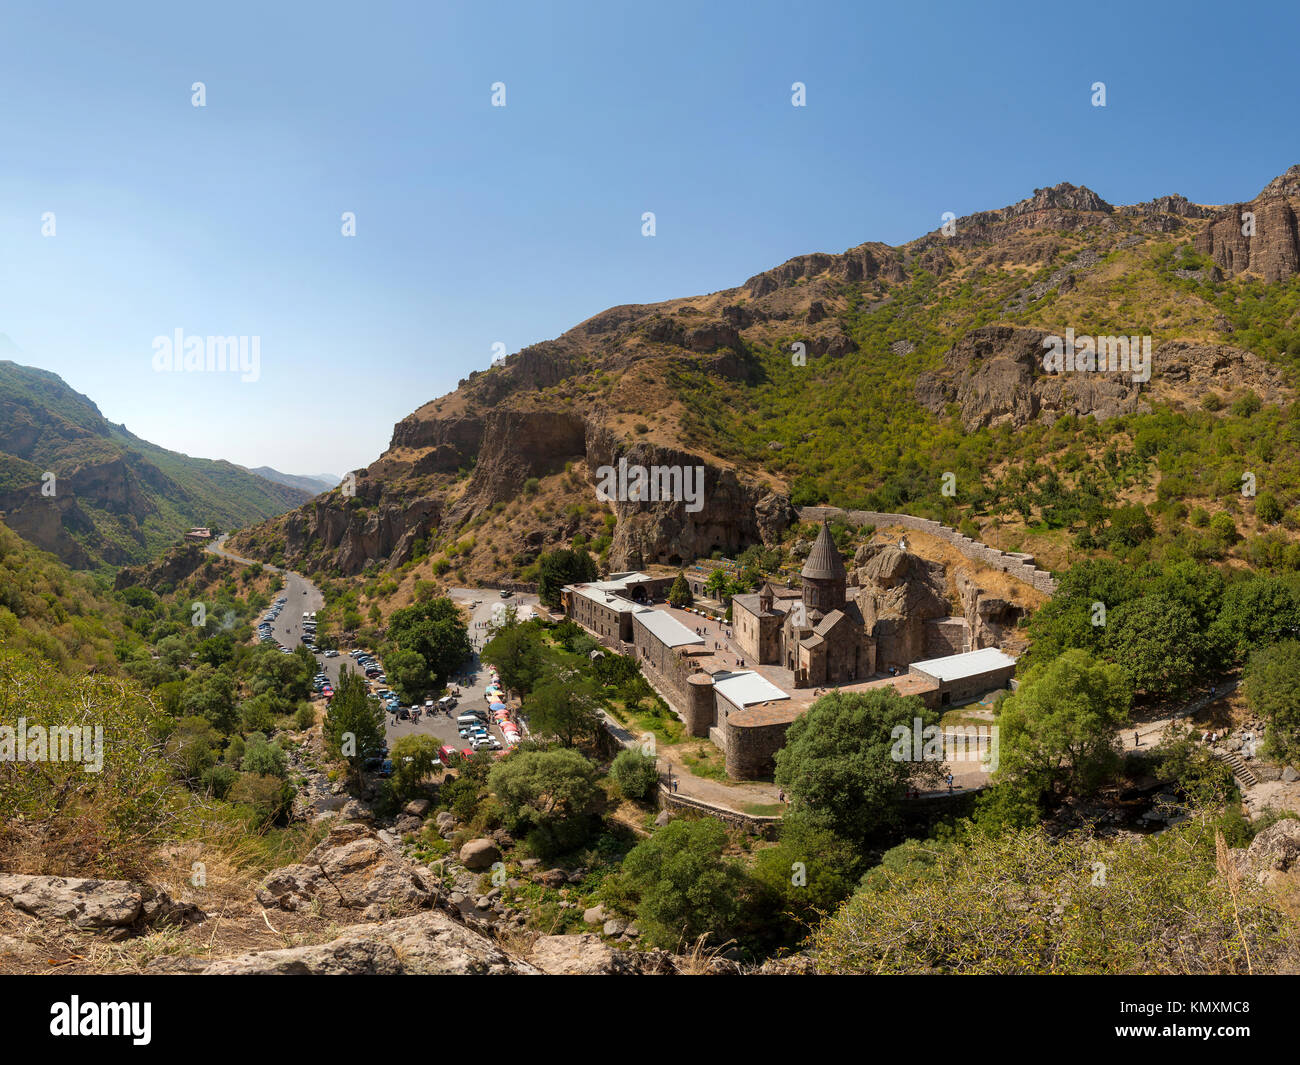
227 166 1300 591
0 360 312 570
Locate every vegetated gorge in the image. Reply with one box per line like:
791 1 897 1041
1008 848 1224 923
5 167 1300 975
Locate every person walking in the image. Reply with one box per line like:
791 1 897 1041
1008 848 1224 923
946 772 954 793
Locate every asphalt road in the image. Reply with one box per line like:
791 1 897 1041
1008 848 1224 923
206 538 534 757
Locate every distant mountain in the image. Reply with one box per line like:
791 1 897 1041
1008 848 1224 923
0 359 311 570
242 466 339 496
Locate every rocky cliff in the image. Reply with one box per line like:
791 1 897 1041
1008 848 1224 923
1195 165 1300 281
229 167 1300 586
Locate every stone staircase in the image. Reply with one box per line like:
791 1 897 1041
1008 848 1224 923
1214 749 1259 790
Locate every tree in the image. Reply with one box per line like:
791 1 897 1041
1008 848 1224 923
386 647 429 704
610 748 659 800
488 748 599 856
1102 595 1202 698
164 715 219 784
810 817 1293 974
773 688 941 844
323 667 386 781
537 548 597 608
1243 639 1300 764
995 649 1130 805
387 598 472 685
524 668 600 748
751 818 861 941
705 568 730 601
481 618 548 695
1256 491 1283 525
181 664 238 734
617 818 747 950
389 734 443 801
240 732 288 778
1210 577 1300 665
667 573 692 608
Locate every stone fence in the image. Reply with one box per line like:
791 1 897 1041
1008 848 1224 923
656 786 782 837
797 507 1058 595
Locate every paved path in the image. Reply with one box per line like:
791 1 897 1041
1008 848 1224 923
1120 679 1241 753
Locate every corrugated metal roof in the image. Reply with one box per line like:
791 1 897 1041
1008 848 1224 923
633 608 705 648
713 670 789 707
910 646 1017 682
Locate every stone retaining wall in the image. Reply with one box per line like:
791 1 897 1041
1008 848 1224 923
657 786 781 838
798 507 1058 595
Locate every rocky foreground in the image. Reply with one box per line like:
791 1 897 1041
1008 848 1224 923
4 804 1300 975
0 798 801 975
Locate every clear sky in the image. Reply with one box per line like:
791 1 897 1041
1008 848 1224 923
1 0 1296 477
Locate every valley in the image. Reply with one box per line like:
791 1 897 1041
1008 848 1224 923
6 162 1300 982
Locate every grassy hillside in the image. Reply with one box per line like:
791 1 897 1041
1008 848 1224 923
0 359 310 570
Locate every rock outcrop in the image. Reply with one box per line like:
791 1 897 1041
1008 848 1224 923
202 911 539 975
0 874 204 939
916 325 1289 432
1195 165 1300 281
255 823 437 916
527 933 676 975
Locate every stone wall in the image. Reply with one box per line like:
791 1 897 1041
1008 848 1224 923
798 507 1058 595
924 616 970 658
657 787 781 837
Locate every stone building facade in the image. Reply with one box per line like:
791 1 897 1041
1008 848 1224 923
731 521 875 687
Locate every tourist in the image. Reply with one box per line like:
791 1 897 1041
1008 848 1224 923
946 773 954 792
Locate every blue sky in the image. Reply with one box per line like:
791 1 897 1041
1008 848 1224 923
1 0 1296 476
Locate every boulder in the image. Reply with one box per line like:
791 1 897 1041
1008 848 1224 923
602 918 628 937
340 799 373 822
1241 818 1300 880
528 933 675 976
404 799 432 818
0 875 203 938
582 905 607 924
459 839 502 871
1282 766 1298 783
202 912 539 975
256 823 437 914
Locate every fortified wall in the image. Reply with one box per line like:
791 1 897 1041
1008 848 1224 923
797 507 1058 595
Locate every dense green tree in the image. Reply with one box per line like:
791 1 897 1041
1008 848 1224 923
524 665 600 748
389 734 443 801
1102 595 1202 698
387 598 472 685
995 649 1130 804
751 817 861 939
488 747 599 856
323 667 386 780
240 732 287 778
667 573 692 608
617 818 747 950
481 618 549 695
1243 639 1300 764
610 748 659 800
537 548 597 608
1211 577 1300 665
386 647 429 703
773 688 941 844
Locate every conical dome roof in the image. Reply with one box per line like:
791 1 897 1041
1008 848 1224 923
801 521 847 582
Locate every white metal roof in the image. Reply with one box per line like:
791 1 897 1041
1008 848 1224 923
713 670 789 707
569 584 638 612
909 646 1017 683
632 608 705 648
